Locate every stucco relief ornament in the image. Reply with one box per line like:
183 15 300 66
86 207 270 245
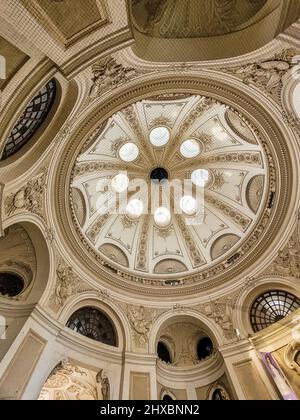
221 48 297 100
89 57 137 98
96 369 110 401
49 263 93 311
127 305 156 344
282 111 300 137
266 210 300 278
199 297 237 340
5 168 47 218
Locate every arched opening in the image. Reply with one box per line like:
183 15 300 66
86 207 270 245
157 342 172 364
250 290 300 333
0 222 50 361
66 307 117 347
197 337 214 361
38 361 99 400
0 273 24 297
162 394 174 401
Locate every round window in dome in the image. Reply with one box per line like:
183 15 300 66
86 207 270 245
180 139 201 158
111 173 129 193
149 127 170 147
154 207 171 227
191 169 210 187
180 195 198 216
126 199 144 219
119 143 139 162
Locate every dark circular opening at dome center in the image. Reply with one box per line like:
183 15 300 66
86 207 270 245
150 167 169 183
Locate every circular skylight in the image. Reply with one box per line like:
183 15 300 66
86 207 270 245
119 143 139 162
154 207 171 227
180 195 198 216
126 199 144 219
149 127 170 147
180 139 201 158
191 169 209 187
111 174 129 193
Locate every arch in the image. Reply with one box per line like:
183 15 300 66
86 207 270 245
58 293 130 351
66 307 117 347
250 290 300 333
0 72 79 180
161 389 176 401
149 310 226 354
207 383 231 400
38 360 98 400
0 79 56 161
233 276 300 337
0 217 51 361
282 64 300 123
197 336 214 361
0 273 24 297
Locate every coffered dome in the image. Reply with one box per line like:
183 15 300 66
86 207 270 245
70 94 268 279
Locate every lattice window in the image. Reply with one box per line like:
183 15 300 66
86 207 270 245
0 273 24 297
66 307 117 346
1 79 56 160
250 290 300 333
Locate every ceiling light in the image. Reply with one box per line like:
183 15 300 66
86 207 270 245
119 143 139 162
111 174 129 193
126 199 143 219
149 127 170 147
180 139 200 158
154 207 171 227
191 169 209 187
180 195 198 216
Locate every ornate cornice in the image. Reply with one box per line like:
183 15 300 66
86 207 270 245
51 71 297 297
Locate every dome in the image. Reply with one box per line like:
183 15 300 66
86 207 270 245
70 94 269 282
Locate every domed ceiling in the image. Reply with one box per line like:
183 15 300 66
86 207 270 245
70 94 268 278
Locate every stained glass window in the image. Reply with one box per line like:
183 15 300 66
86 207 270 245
250 290 300 333
0 273 24 297
66 307 117 346
1 79 56 160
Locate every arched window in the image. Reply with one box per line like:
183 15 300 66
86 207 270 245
0 273 24 297
250 290 300 333
197 337 214 360
1 79 56 160
157 342 172 363
66 307 117 346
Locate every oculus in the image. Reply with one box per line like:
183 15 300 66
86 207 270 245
119 142 139 162
180 139 201 158
149 126 170 147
